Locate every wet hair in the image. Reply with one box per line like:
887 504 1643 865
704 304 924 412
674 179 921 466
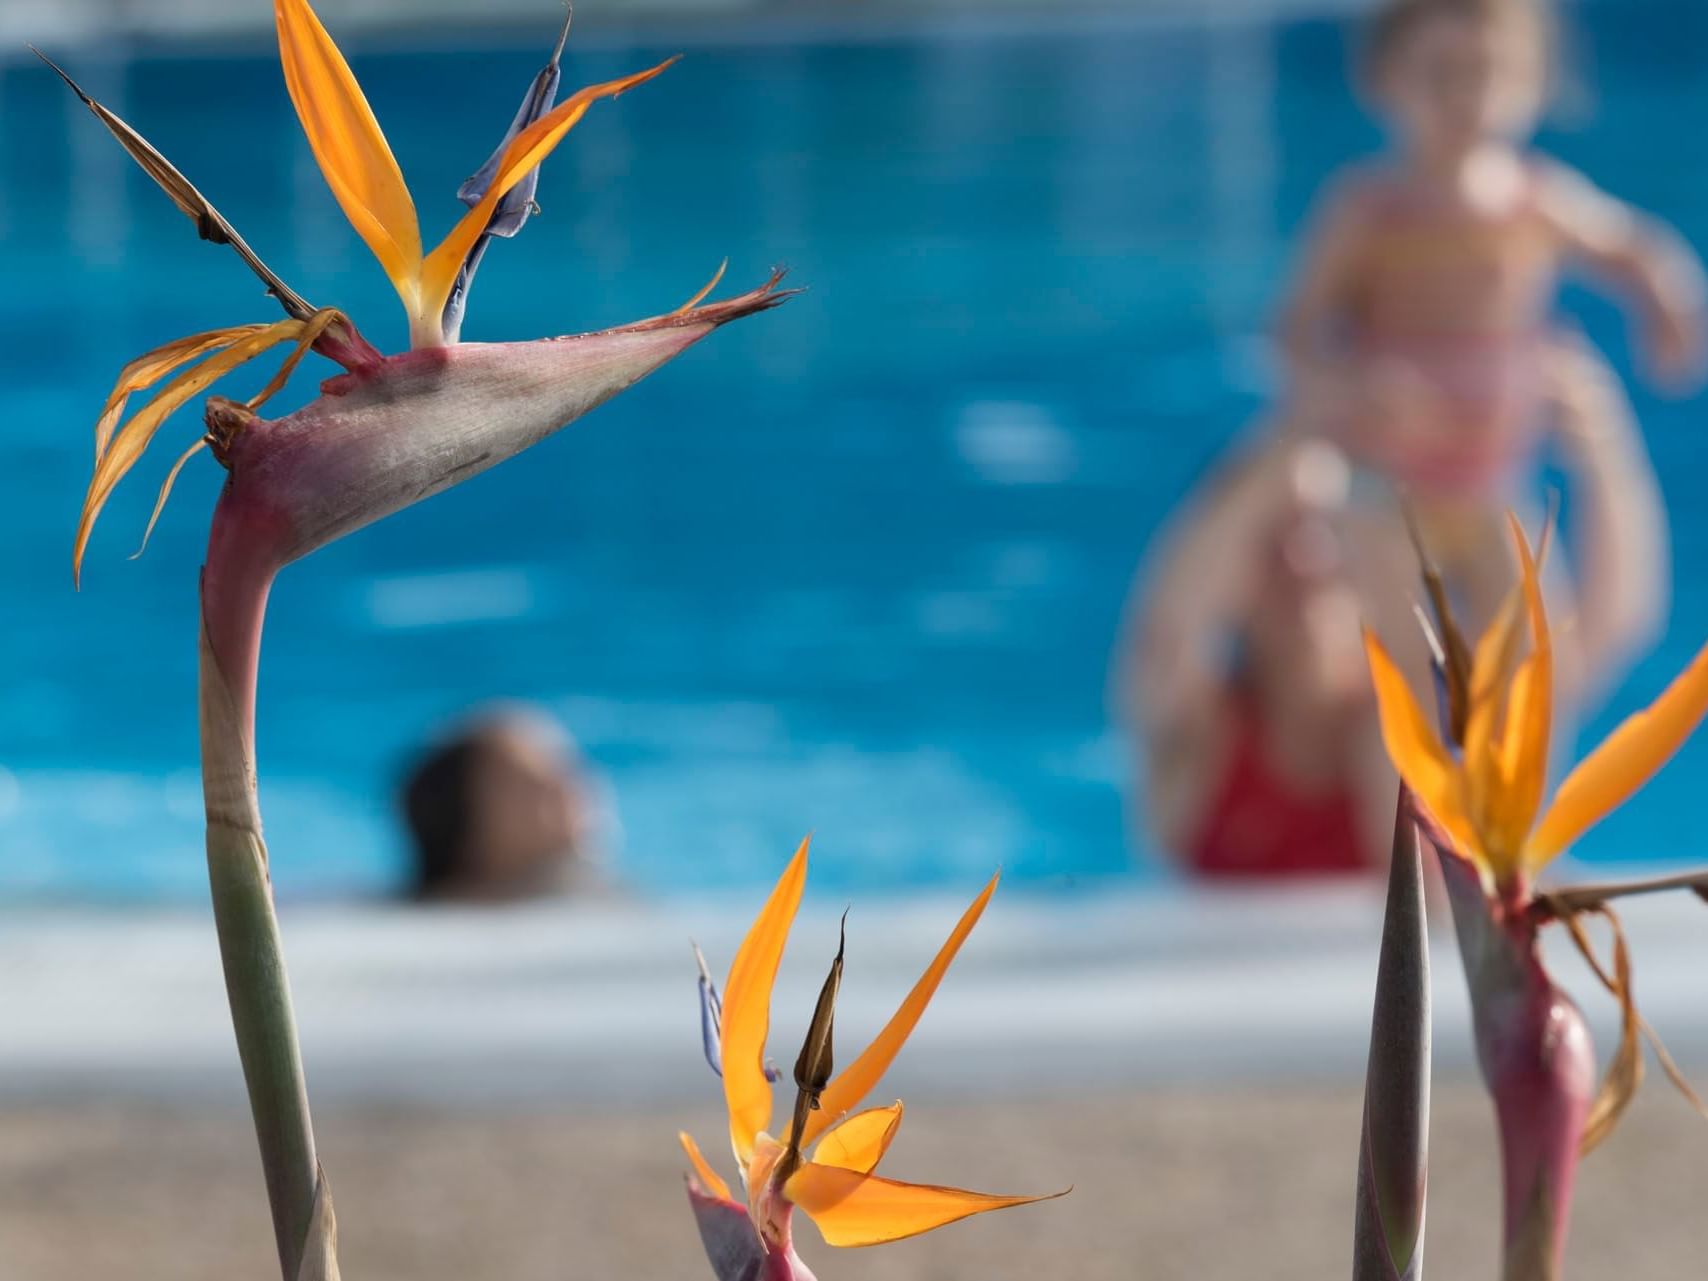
1363 0 1553 83
400 738 480 899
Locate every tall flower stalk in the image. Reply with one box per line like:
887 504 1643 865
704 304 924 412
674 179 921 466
52 5 787 1277
1364 515 1708 1281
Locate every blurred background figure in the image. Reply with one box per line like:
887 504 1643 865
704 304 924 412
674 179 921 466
1116 338 1661 878
1278 0 1702 704
399 706 606 902
1116 437 1390 877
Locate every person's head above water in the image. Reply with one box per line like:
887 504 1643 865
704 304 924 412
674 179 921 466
1363 0 1553 157
1245 440 1367 707
400 706 593 902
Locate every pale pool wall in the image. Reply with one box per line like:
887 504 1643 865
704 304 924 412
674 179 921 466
5 0 1380 51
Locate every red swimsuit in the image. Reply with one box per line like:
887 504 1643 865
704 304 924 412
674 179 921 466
1186 699 1368 877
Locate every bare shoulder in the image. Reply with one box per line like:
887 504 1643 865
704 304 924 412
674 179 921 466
1309 160 1396 233
1527 154 1632 241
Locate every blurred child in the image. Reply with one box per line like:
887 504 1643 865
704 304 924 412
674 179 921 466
1279 0 1703 689
1119 344 1664 877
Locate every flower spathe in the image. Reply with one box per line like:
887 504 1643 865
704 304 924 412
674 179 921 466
680 839 1062 1272
1364 515 1708 893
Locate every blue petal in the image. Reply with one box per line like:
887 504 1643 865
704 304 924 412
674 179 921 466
698 969 724 1078
440 9 571 341
694 943 778 1082
456 8 570 238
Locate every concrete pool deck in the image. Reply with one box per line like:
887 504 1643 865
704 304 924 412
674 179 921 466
4 875 1704 1105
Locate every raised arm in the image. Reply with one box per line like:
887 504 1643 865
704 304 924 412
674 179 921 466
1539 164 1708 387
1115 446 1276 733
1111 437 1300 848
1547 337 1669 703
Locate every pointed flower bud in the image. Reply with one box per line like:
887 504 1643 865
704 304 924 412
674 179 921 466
1352 800 1430 1281
792 914 845 1104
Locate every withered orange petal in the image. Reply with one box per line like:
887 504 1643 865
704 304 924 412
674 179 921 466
93 328 263 463
74 320 309 587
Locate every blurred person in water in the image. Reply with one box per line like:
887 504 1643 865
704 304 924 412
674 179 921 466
1119 439 1386 876
1279 0 1702 700
400 706 607 901
1119 344 1661 878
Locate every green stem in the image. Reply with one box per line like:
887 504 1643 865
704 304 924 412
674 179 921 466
200 593 331 1281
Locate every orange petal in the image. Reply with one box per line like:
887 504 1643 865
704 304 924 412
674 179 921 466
721 837 809 1165
1505 514 1554 773
1528 638 1708 865
415 59 677 341
1482 653 1545 874
811 1103 903 1175
678 1131 734 1203
1469 591 1525 711
799 872 998 1149
1468 512 1554 708
1465 515 1556 830
786 1161 1063 1247
275 0 422 310
1461 686 1500 854
1463 585 1523 827
1363 629 1478 857
1485 518 1552 867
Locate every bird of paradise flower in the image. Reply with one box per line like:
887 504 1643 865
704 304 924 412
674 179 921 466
44 5 787 1278
680 840 1065 1280
1364 514 1708 1281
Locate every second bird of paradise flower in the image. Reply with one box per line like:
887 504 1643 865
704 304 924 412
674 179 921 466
680 839 1063 1275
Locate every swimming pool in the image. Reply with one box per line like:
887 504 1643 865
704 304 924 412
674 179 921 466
4 2 1707 901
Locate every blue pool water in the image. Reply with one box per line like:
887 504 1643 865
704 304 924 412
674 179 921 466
4 4 1708 901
